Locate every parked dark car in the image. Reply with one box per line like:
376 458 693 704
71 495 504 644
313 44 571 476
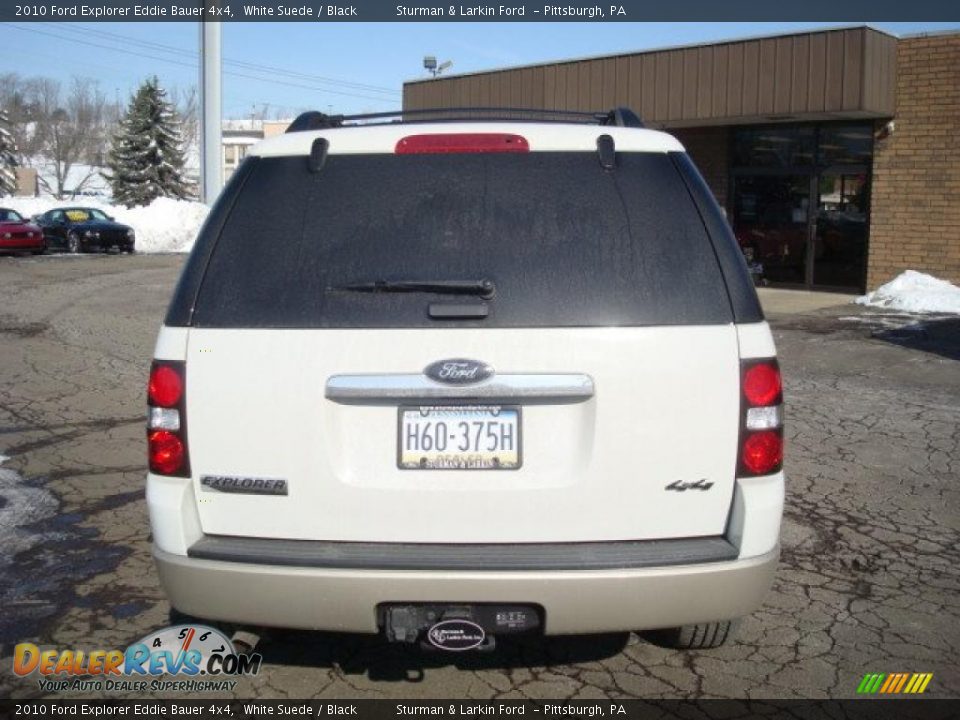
34 207 135 254
0 208 45 255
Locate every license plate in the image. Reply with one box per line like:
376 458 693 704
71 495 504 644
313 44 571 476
398 406 521 470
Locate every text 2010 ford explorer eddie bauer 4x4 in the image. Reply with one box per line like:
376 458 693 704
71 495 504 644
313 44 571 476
146 108 784 652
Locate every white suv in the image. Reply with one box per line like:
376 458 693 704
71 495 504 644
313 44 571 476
146 108 784 651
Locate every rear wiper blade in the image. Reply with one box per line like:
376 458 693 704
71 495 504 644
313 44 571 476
331 279 495 299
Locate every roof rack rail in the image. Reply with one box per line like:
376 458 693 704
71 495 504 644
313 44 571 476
285 107 644 133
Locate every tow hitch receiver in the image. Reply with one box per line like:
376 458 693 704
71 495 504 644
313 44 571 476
380 604 541 652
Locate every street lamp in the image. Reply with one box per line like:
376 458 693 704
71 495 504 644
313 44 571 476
423 56 453 77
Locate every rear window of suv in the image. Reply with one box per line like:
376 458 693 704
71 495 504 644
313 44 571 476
178 150 734 328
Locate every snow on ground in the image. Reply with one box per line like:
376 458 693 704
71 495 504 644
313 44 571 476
4 196 209 254
0 467 58 575
27 158 112 198
856 270 960 314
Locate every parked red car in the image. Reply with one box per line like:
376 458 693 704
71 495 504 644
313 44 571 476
0 208 45 255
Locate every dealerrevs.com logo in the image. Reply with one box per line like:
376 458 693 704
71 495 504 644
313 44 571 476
13 624 262 693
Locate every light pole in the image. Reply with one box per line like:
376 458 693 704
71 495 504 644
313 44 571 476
199 16 222 204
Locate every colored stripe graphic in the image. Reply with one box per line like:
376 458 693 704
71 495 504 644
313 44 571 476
893 673 909 693
857 673 885 694
906 673 933 694
857 672 932 694
879 673 900 693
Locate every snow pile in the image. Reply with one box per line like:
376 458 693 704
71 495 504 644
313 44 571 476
856 270 960 314
4 196 209 254
114 197 210 253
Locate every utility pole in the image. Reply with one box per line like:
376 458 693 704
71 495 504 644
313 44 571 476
199 16 222 204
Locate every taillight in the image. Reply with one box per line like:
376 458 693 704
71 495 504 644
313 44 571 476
741 430 783 475
148 364 183 407
395 133 530 154
738 359 783 476
147 361 190 477
148 430 185 475
743 363 782 407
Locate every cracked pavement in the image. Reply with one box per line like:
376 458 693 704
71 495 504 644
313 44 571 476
0 254 957 700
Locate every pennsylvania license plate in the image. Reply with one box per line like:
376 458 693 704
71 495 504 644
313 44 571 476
398 406 521 470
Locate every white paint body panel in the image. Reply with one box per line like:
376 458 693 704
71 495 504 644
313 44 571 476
153 326 189 361
148 470 783 560
147 474 202 555
176 325 744 543
726 472 784 558
736 321 777 359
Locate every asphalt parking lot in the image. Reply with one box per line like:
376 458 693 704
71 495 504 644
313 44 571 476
0 253 958 700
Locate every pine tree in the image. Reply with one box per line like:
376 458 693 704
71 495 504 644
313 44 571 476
0 109 19 197
106 77 188 207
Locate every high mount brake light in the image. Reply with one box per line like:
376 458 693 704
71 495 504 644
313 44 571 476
395 133 530 154
147 361 190 477
738 359 784 477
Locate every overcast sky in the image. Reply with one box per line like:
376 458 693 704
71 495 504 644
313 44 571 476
1 21 957 118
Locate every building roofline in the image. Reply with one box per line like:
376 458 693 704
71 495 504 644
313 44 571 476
899 27 960 39
404 23 897 87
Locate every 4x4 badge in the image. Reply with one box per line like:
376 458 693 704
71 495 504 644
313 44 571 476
425 359 494 385
665 479 714 492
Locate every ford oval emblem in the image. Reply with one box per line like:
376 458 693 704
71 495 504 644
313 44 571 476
425 358 493 385
427 619 486 652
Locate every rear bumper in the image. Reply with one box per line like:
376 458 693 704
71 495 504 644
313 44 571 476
147 466 784 634
186 534 740 570
0 240 43 251
88 241 134 252
153 544 778 635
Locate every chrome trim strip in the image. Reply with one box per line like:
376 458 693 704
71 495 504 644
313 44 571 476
325 373 594 405
188 536 738 571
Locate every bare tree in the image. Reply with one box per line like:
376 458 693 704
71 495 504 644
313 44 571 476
0 73 45 162
32 77 109 199
171 85 198 155
168 85 199 198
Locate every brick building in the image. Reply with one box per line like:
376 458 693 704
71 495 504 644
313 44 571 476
403 26 960 293
868 33 960 289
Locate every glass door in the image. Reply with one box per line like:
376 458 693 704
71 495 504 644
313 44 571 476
732 174 812 286
813 171 870 290
730 123 873 291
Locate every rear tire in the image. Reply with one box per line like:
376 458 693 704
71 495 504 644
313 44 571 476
641 620 738 649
